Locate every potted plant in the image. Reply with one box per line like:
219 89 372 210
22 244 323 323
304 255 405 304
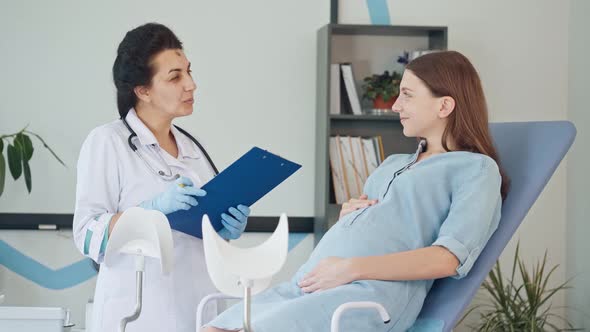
459 243 581 331
0 125 65 197
361 70 402 110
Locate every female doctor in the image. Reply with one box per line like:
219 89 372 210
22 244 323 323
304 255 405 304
73 23 250 332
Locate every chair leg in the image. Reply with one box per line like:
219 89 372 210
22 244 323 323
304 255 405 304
243 285 253 332
120 256 145 332
330 301 390 332
196 293 241 329
240 278 254 332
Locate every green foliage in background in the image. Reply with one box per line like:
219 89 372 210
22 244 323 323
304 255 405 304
0 125 65 197
361 70 402 102
460 243 580 331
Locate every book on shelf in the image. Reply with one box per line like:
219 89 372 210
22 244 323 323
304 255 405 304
362 137 380 175
328 62 366 116
329 64 341 115
339 63 362 115
329 137 348 204
339 136 362 199
329 135 384 204
376 136 385 163
351 137 368 186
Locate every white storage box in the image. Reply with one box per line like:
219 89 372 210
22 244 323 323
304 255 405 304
0 306 65 332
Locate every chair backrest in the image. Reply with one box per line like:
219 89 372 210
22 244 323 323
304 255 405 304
415 121 576 331
202 213 289 298
104 207 174 275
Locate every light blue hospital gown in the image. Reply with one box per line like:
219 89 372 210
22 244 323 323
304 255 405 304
207 143 502 332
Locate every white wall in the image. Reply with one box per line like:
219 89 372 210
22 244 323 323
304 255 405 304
339 0 571 329
567 0 590 329
0 0 329 217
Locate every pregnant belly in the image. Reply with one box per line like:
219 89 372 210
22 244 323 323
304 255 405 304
294 218 413 282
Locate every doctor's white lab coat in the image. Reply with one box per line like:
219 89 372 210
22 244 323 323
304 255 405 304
73 109 217 332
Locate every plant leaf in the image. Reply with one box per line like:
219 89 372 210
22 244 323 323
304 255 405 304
7 143 22 180
0 139 4 153
23 158 32 193
0 151 5 197
16 133 34 161
511 241 520 282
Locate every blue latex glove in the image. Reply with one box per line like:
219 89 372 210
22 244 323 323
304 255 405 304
218 205 250 240
139 176 206 215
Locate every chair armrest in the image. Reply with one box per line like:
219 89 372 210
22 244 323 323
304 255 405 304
196 292 241 330
330 301 391 332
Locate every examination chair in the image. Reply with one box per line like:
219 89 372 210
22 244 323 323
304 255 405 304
198 121 576 332
407 120 577 331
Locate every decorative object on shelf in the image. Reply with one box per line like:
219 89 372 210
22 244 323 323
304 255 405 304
361 70 402 111
397 51 411 66
459 242 581 331
0 125 65 197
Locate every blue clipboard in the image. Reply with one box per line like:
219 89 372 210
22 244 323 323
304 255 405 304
166 147 301 238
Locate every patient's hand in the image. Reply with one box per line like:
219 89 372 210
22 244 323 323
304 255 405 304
298 257 356 293
339 194 378 219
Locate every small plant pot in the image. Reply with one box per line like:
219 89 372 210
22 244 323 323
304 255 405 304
372 95 397 109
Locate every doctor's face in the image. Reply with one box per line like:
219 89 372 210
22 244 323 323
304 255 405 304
391 70 447 138
146 49 196 118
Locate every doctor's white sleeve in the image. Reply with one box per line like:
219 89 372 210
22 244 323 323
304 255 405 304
72 128 120 264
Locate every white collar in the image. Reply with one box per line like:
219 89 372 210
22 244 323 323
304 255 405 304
171 125 201 159
125 109 200 159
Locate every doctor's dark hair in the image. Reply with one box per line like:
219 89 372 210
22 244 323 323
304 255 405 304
112 23 183 118
406 51 510 200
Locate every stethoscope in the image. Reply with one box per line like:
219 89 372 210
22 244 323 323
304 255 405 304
121 118 219 180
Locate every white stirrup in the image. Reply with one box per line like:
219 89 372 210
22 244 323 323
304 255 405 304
104 207 174 332
198 214 289 332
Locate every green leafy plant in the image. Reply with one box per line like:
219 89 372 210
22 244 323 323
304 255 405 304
0 125 65 197
361 70 402 102
460 243 580 331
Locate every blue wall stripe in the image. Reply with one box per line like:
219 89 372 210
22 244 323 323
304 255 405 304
366 0 391 25
0 239 97 290
1 233 311 289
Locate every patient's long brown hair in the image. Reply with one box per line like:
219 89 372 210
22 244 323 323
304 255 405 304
406 51 510 200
